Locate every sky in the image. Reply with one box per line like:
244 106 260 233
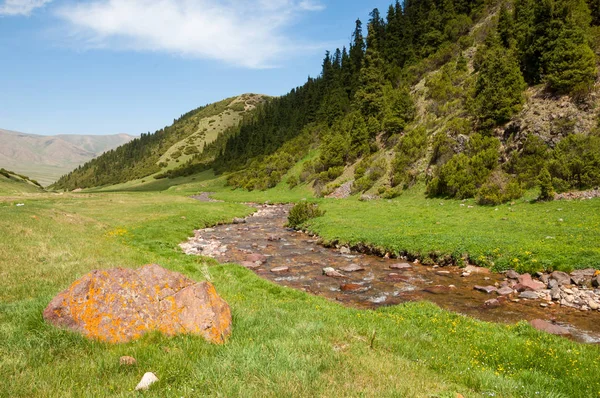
0 0 390 136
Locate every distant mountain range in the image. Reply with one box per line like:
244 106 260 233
0 128 135 186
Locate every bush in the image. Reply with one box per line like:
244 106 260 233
392 127 428 188
287 202 325 229
228 102 247 112
287 175 299 189
538 167 555 201
476 171 523 205
353 157 387 193
427 134 500 199
184 146 200 155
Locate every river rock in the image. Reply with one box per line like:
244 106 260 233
484 298 501 308
519 291 539 299
497 287 514 296
271 266 289 273
387 273 409 282
517 274 545 291
588 299 600 310
550 271 571 286
43 264 232 344
240 261 261 269
550 286 561 300
135 372 159 391
323 267 344 278
424 285 451 294
246 253 267 264
340 283 364 292
465 265 490 274
340 264 365 272
474 285 497 294
390 263 412 270
506 270 520 280
529 319 571 336
119 356 136 366
339 247 351 254
570 269 596 286
232 217 246 224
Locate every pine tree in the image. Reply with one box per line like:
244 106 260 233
498 4 515 48
545 22 597 94
349 19 366 96
354 27 387 120
474 36 526 130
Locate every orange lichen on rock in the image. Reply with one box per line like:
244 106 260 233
43 264 231 344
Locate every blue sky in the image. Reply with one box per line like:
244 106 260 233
0 0 390 136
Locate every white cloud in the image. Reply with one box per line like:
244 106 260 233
0 0 52 16
56 0 326 69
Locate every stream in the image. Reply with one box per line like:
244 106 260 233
181 202 600 344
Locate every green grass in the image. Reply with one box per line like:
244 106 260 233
85 169 600 273
305 188 600 273
1 189 600 397
0 174 44 195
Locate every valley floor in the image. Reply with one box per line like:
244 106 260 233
1 175 600 397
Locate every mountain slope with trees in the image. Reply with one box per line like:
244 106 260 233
51 94 269 190
213 0 600 203
56 0 600 203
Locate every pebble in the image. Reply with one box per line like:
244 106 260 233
519 291 539 300
119 356 136 366
135 372 159 391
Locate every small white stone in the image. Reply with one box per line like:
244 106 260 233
135 372 159 391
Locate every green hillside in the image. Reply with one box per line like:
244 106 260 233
51 94 268 190
0 169 44 195
212 0 600 203
61 0 600 206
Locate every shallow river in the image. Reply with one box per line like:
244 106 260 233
183 203 600 344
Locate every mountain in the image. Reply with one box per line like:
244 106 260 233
52 0 600 203
51 94 269 190
0 129 135 186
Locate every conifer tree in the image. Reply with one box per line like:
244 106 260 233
349 19 366 96
545 21 597 94
474 36 526 130
498 4 515 48
354 27 387 120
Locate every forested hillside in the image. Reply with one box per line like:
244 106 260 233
213 0 600 203
51 94 268 190
57 0 600 203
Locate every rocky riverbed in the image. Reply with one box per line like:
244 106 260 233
181 202 600 343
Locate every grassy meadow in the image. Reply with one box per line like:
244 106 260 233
1 177 600 396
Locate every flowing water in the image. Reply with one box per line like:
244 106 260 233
183 203 600 343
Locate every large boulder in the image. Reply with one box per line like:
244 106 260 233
43 264 232 344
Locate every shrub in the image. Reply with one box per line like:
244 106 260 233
392 127 427 188
353 157 387 193
476 171 523 205
538 167 555 201
287 175 299 189
184 146 200 155
287 202 325 229
548 134 600 191
507 135 549 188
228 102 246 112
428 134 500 199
